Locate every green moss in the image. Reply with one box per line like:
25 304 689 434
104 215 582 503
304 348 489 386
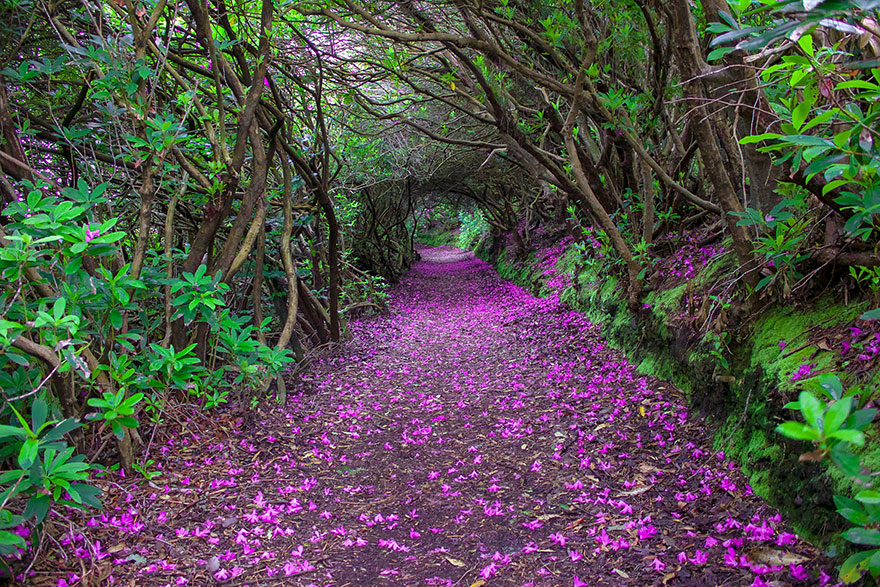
646 283 687 323
692 245 736 288
751 299 860 393
416 231 456 247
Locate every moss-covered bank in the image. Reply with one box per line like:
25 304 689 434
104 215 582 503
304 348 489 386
480 239 874 549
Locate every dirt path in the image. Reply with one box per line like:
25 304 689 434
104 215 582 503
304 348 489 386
36 246 830 586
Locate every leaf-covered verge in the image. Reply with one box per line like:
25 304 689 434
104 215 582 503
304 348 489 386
473 222 880 580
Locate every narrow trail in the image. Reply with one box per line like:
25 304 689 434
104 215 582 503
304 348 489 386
40 246 829 587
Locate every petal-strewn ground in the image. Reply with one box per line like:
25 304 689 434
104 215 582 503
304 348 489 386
36 246 831 586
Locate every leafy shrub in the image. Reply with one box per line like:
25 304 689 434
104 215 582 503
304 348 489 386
0 178 294 570
457 209 490 250
776 370 880 583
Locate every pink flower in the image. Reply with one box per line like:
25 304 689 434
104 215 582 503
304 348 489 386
480 563 497 578
549 532 568 546
776 532 797 546
791 363 815 381
637 525 657 540
213 568 230 581
569 549 583 562
649 558 665 572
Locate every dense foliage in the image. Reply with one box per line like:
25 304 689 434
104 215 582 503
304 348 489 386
1 0 880 581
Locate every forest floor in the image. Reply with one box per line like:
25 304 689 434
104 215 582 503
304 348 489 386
34 246 835 587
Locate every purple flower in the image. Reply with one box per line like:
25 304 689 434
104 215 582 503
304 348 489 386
637 525 657 540
790 362 815 382
549 532 568 546
213 568 230 581
790 563 808 581
690 549 708 565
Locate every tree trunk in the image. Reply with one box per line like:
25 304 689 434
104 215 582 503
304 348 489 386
667 3 758 289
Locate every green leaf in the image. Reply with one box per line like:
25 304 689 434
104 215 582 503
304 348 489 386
835 495 868 526
0 470 25 485
124 393 144 407
43 418 81 442
797 34 813 58
109 309 123 330
23 494 50 524
31 398 48 434
802 108 838 132
739 133 783 144
818 373 843 400
0 531 24 549
828 429 865 446
799 391 824 429
840 550 874 583
842 527 880 546
707 47 736 61
837 80 880 91
64 257 83 275
781 134 834 147
856 490 880 505
6 352 30 367
847 408 877 431
792 98 814 132
116 416 138 429
824 397 853 434
861 308 880 320
0 425 28 440
775 421 820 441
18 438 39 468
710 27 760 47
69 483 102 509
